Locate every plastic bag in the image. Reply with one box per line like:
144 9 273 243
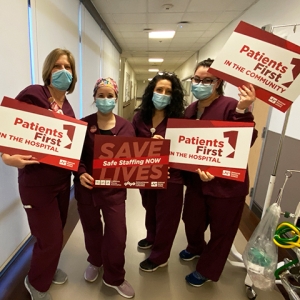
242 203 281 291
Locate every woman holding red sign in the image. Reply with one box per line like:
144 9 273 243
132 72 185 272
1 48 77 300
180 58 258 287
74 77 135 299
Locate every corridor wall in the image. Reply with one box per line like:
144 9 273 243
0 0 121 272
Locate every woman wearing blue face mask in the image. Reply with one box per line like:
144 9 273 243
1 48 77 299
132 72 185 272
73 77 135 299
180 58 258 288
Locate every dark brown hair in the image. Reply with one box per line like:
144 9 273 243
194 58 224 95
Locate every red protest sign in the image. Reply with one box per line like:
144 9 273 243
0 97 87 171
166 119 254 182
92 135 170 188
209 21 300 112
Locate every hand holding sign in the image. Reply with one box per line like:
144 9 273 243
237 84 256 110
1 153 39 169
153 134 164 140
196 168 215 182
79 172 94 190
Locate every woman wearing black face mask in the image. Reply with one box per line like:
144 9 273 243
1 48 77 300
180 58 258 287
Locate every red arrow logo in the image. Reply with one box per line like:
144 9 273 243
282 57 300 88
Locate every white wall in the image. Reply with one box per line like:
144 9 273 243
31 0 80 117
136 80 148 98
80 4 102 118
0 0 32 272
101 33 121 114
175 53 198 81
0 0 121 272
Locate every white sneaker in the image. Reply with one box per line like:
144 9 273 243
103 279 135 299
52 269 68 284
84 264 100 282
24 276 52 300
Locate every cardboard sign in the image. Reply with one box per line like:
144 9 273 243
209 21 300 112
92 135 170 189
0 97 87 171
165 119 254 182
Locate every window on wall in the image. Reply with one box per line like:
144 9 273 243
28 0 35 84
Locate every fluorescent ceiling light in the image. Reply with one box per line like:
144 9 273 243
148 58 164 63
149 31 175 39
148 68 159 72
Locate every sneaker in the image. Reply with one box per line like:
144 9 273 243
52 269 68 285
84 264 100 282
179 249 200 261
137 238 153 249
103 279 135 299
185 271 211 287
139 258 168 272
24 276 52 300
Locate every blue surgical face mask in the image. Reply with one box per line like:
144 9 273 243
95 98 116 114
191 83 213 100
51 69 73 91
152 92 171 110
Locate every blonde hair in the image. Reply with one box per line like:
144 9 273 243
42 48 77 94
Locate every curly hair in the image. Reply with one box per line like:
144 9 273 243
138 72 186 124
194 58 224 95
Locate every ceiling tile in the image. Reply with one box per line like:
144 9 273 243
176 23 212 31
182 12 220 23
92 0 147 13
121 32 148 38
226 0 258 11
174 31 205 38
91 0 258 80
201 30 222 38
215 11 242 22
187 0 236 12
208 22 229 31
112 14 147 24
148 13 184 24
147 0 189 13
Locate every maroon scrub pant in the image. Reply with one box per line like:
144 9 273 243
77 201 126 286
19 181 70 292
140 182 183 265
182 186 245 281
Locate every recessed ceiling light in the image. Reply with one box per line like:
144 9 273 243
149 31 175 39
148 68 159 72
148 78 153 81
148 58 164 63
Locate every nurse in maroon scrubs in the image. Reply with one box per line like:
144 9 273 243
74 77 135 299
132 72 185 272
181 58 258 288
1 48 77 300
